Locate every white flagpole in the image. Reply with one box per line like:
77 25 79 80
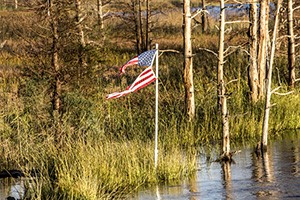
154 44 159 169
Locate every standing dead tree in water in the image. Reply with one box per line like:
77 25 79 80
261 0 289 152
248 0 259 102
287 0 297 88
218 0 230 160
257 0 270 100
183 0 195 121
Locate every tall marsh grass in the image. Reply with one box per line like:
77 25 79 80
1 6 300 199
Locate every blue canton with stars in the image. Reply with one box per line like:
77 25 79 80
138 49 156 67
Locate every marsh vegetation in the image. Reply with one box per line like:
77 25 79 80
0 0 299 199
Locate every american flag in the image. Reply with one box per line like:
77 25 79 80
107 66 156 99
120 49 157 74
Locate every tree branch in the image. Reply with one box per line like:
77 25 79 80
226 79 238 86
271 86 294 96
294 6 300 11
198 48 218 58
225 20 250 25
273 91 294 96
191 8 209 19
159 49 181 57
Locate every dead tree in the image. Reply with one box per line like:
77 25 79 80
74 0 87 82
49 0 61 114
248 0 259 102
257 0 269 99
261 0 282 151
201 0 208 33
287 0 296 88
183 0 195 121
218 0 230 160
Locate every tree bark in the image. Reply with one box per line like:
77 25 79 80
249 0 259 102
145 0 150 50
218 0 230 158
138 0 145 51
261 0 282 151
201 0 208 33
132 0 140 53
97 0 104 30
257 0 269 99
183 0 195 121
287 0 296 88
74 0 87 82
49 0 61 114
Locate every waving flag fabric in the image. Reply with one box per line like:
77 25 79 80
120 49 157 74
107 66 156 99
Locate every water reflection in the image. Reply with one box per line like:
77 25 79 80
132 136 300 199
221 162 232 200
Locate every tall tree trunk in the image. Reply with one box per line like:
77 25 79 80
49 0 61 114
133 0 140 53
218 0 230 158
145 0 150 50
249 0 259 102
287 0 296 88
74 0 87 82
261 0 282 151
257 0 269 99
14 0 17 9
201 0 208 33
97 0 105 39
138 0 145 51
183 0 195 121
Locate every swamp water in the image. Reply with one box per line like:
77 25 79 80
0 135 299 200
132 135 300 200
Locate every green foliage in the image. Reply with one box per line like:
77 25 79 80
1 2 300 199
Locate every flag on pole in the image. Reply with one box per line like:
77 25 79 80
120 49 157 74
106 66 156 99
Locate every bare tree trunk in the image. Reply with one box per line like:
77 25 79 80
97 0 104 30
145 0 150 50
201 0 208 33
261 0 282 151
257 0 269 99
218 0 230 158
138 0 145 51
49 0 61 114
249 0 259 102
74 0 87 82
287 0 296 88
133 0 140 53
14 0 17 9
183 0 195 121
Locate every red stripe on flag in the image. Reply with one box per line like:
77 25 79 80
120 56 138 74
106 67 156 99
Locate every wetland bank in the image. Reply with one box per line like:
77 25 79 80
0 0 300 199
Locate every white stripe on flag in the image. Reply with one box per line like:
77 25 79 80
106 66 156 99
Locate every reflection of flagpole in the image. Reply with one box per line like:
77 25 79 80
154 44 159 169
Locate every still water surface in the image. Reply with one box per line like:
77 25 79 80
0 136 299 199
132 136 300 200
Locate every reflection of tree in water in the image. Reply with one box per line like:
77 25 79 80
252 149 280 198
222 161 232 200
189 174 198 200
252 150 274 182
292 143 299 176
